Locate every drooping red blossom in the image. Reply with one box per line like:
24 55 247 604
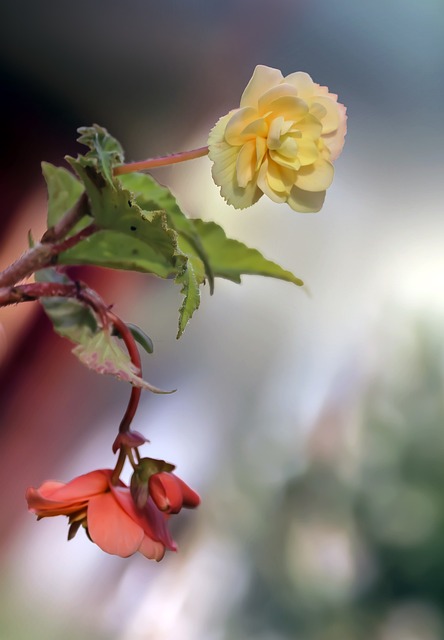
149 472 201 514
26 469 185 560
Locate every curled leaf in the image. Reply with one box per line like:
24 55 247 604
126 323 154 355
72 330 174 394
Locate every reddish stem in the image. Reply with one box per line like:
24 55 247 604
113 146 209 176
41 192 89 243
108 311 142 435
77 285 112 330
0 224 98 289
0 282 79 307
51 223 99 254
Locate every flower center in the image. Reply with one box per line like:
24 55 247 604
235 110 324 188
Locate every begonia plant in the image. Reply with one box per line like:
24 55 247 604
0 65 346 560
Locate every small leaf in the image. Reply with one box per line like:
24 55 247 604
36 268 97 342
176 259 201 338
42 162 85 229
36 269 167 392
125 323 154 355
72 330 174 394
76 124 124 188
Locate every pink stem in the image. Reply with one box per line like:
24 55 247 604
0 282 78 307
108 311 142 434
113 146 209 176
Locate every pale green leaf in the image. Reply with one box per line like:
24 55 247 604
36 268 97 342
118 172 214 290
41 162 86 229
72 330 173 394
76 124 124 188
176 258 201 338
59 159 186 277
37 268 166 392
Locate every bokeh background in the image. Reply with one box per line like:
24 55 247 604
1 1 444 638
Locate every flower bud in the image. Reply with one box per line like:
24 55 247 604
149 472 200 514
130 457 175 510
112 430 148 454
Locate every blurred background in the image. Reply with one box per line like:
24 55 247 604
1 1 444 638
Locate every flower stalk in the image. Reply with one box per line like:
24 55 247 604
113 146 209 176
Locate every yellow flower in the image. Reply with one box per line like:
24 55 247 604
208 65 347 212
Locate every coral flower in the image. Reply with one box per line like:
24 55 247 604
26 469 178 560
208 65 347 213
149 472 201 514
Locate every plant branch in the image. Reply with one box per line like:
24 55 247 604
0 223 98 289
0 282 79 307
41 192 90 243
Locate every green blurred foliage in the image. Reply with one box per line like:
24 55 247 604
217 316 444 640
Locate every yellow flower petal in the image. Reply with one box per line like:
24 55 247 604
310 96 340 134
208 112 233 147
277 137 299 159
208 65 346 212
287 186 326 213
224 107 259 145
209 113 262 208
236 140 256 188
255 137 267 170
267 116 285 150
257 160 287 203
295 158 334 192
322 102 348 161
295 113 323 139
295 138 319 166
240 65 284 109
284 71 315 98
258 83 298 113
242 117 268 139
265 96 308 123
270 149 301 171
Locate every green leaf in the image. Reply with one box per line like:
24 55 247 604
36 268 97 343
117 172 190 234
118 172 212 336
175 258 201 338
190 218 304 287
37 267 168 392
59 158 186 278
64 134 211 336
117 174 212 274
72 330 174 394
125 323 154 355
41 162 85 229
58 222 184 277
76 124 124 188
118 173 214 286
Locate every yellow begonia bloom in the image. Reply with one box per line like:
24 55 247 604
208 65 347 212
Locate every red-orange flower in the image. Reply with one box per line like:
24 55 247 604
149 472 201 514
26 469 179 560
